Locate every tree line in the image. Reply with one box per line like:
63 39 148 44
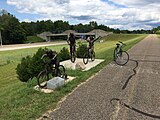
0 10 159 44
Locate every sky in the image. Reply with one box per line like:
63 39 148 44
0 0 160 30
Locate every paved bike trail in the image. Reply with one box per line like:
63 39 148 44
46 35 160 120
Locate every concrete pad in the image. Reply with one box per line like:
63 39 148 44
60 58 104 71
65 76 75 83
34 85 53 93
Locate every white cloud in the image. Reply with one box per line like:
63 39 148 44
7 0 160 30
109 0 160 7
21 18 31 22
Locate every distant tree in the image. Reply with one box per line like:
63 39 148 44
53 20 70 33
0 24 3 46
21 22 36 36
73 23 84 33
121 30 131 34
74 23 93 33
114 28 121 34
0 11 26 44
152 26 160 34
89 21 98 28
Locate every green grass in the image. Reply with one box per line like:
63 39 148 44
25 36 45 43
95 34 146 58
0 34 147 119
0 44 69 64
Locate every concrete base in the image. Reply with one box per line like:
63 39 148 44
47 77 65 90
34 85 53 93
61 58 104 71
65 76 75 83
34 76 75 93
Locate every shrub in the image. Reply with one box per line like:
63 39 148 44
16 47 70 82
16 48 48 82
58 47 70 62
30 48 47 77
77 40 83 47
77 44 88 58
16 56 32 82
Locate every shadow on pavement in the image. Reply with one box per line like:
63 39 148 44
122 59 138 90
110 98 160 119
121 57 160 90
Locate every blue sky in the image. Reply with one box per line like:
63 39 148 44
101 0 127 8
0 0 160 30
0 0 41 21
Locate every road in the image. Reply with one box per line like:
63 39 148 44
0 41 66 51
44 35 160 120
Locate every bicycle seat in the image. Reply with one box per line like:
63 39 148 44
116 43 120 46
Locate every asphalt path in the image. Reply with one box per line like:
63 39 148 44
43 35 160 120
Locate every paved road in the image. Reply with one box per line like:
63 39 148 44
46 35 160 120
0 41 66 51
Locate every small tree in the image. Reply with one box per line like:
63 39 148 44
16 48 48 82
30 48 47 77
16 56 32 82
16 47 70 82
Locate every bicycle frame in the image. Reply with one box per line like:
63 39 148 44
88 47 94 56
71 44 76 54
70 44 76 63
83 47 95 64
41 53 59 76
37 52 66 88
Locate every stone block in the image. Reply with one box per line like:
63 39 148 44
75 62 86 70
47 77 65 90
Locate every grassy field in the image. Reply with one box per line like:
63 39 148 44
25 36 45 43
0 34 147 119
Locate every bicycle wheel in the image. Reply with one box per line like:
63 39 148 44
83 52 89 64
57 65 66 78
115 51 129 66
71 52 76 63
113 48 118 61
37 70 49 88
91 51 95 61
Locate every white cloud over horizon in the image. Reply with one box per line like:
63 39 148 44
7 0 160 30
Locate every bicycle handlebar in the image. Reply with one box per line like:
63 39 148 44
119 41 126 46
41 53 57 63
41 54 47 59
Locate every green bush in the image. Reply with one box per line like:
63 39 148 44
16 48 48 82
58 47 70 62
77 40 83 46
16 56 33 82
77 44 88 58
16 47 70 82
30 48 47 77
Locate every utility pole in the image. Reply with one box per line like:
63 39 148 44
0 30 2 47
